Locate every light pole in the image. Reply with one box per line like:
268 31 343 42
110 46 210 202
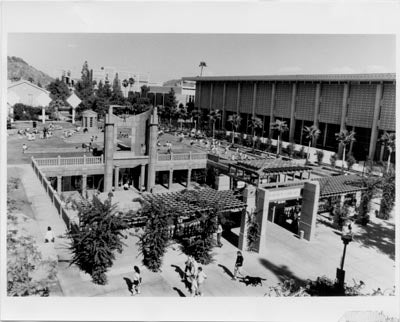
336 225 353 290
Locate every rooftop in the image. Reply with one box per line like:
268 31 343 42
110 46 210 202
315 174 365 198
236 158 312 174
183 73 396 82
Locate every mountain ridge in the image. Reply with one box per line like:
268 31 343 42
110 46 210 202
8 56 54 87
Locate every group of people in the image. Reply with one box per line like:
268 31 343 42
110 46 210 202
184 256 207 296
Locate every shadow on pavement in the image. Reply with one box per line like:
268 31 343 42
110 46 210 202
173 287 186 297
259 258 304 284
123 277 133 295
355 220 395 260
171 264 191 290
222 230 239 248
218 264 234 278
239 276 267 287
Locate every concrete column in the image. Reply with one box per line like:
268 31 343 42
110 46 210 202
269 83 276 137
72 107 76 124
186 168 192 187
355 191 362 208
114 166 120 190
209 83 213 109
252 82 257 117
236 82 241 113
256 188 272 253
57 176 62 194
368 83 383 160
289 83 297 142
140 164 146 190
42 107 46 124
313 83 321 129
340 194 346 207
169 169 173 189
198 82 202 109
299 181 320 241
239 185 257 251
222 83 227 129
104 106 115 193
340 83 350 132
147 107 159 191
82 174 87 196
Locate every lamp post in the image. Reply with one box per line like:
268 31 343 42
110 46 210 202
336 225 353 290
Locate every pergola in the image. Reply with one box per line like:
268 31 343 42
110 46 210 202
228 158 312 186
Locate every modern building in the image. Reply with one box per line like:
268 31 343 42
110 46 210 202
184 73 396 161
148 80 196 107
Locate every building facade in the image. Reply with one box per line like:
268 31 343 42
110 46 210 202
184 73 396 161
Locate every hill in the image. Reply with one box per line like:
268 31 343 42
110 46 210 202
8 56 54 87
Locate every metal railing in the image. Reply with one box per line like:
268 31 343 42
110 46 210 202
157 152 207 162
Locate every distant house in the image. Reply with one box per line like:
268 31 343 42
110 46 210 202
8 79 52 123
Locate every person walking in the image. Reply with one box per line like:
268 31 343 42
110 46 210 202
216 223 223 247
44 226 55 243
195 267 207 296
132 266 142 295
22 143 27 154
233 251 244 280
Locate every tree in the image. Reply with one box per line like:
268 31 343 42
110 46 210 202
303 125 321 164
68 195 130 285
141 85 150 98
208 109 221 140
165 88 178 126
228 113 242 144
137 199 173 272
47 78 71 102
335 130 356 173
122 79 129 97
128 77 135 92
248 116 263 150
379 132 395 173
270 119 289 156
379 168 395 220
199 61 207 76
191 109 201 130
110 73 125 105
357 174 381 225
75 61 95 111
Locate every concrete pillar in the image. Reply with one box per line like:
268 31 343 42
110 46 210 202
72 107 76 124
256 188 272 253
222 83 227 130
340 83 350 132
186 168 192 187
313 83 321 129
114 166 120 190
169 169 173 189
140 164 146 190
42 107 46 124
252 82 257 117
355 191 362 208
209 83 213 109
368 83 383 160
269 83 276 137
239 185 257 251
340 194 346 207
299 181 320 241
147 107 159 191
57 176 62 194
236 82 241 114
289 83 297 142
104 106 115 193
82 174 87 196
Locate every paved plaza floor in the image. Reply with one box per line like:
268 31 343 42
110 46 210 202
8 164 395 297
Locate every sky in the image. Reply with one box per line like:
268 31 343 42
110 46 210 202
8 33 396 84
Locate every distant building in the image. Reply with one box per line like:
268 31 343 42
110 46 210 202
7 79 52 123
148 79 196 107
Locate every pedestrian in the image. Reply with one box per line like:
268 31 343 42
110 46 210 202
132 266 142 295
216 223 223 247
22 143 27 154
44 226 55 243
196 267 207 296
233 251 244 280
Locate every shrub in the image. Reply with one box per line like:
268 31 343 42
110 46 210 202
246 211 260 252
13 103 42 121
346 153 356 170
315 150 324 165
299 146 306 159
254 137 261 150
266 138 273 152
286 143 295 158
379 170 395 220
330 153 338 168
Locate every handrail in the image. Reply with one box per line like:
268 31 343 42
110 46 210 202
157 152 207 162
35 155 103 167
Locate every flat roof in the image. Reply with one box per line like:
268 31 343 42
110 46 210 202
236 158 312 174
183 73 396 82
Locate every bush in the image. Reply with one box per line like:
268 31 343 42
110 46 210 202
346 153 356 170
330 153 338 168
379 170 395 220
286 143 295 158
13 104 42 121
315 150 324 165
246 211 260 252
299 146 306 159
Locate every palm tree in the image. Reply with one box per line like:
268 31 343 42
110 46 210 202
228 113 242 144
199 61 207 76
270 119 289 156
122 79 129 97
335 129 356 173
248 116 263 150
379 132 395 173
208 109 221 140
303 125 321 164
191 109 201 130
128 77 135 92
